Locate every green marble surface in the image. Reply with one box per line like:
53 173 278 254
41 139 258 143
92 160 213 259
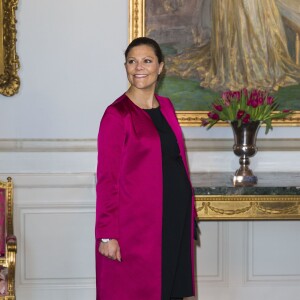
191 172 300 195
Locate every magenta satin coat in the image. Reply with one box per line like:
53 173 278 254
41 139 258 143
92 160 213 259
95 93 196 300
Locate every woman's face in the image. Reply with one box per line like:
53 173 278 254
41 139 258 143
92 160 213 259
125 44 164 91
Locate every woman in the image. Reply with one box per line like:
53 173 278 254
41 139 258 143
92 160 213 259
95 37 196 300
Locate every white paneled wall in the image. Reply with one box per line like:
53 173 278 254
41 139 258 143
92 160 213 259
14 172 96 299
1 139 299 300
197 222 300 300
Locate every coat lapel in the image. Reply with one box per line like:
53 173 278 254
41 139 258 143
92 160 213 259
124 94 159 139
157 94 190 174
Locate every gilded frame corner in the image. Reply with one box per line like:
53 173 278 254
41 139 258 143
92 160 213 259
0 0 20 97
128 0 300 127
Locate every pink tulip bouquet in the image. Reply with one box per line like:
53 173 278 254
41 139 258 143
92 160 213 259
201 88 293 134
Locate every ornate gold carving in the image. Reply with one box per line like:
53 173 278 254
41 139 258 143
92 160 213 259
196 195 300 220
0 0 20 96
128 0 144 42
0 177 16 300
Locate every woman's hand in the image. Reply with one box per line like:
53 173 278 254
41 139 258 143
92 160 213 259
99 239 122 262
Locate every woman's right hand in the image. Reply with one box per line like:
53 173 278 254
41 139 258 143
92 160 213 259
99 239 122 262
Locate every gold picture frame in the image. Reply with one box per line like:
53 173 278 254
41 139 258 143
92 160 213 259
0 0 20 96
129 0 300 126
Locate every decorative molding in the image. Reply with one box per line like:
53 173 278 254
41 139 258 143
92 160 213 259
128 0 144 41
186 138 300 152
1 138 300 153
2 173 96 189
196 222 228 285
18 207 95 287
0 139 96 152
196 195 300 220
245 222 300 284
15 178 96 288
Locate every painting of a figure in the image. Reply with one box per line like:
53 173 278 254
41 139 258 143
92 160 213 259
145 0 300 112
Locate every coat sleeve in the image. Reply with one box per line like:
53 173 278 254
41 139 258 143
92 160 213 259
95 106 125 240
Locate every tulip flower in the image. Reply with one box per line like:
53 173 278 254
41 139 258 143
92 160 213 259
201 88 293 134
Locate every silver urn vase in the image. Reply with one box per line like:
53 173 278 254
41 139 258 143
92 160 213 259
230 121 261 186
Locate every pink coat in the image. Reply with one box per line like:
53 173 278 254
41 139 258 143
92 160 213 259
95 93 196 300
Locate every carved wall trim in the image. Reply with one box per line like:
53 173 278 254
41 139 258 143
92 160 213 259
196 222 229 285
186 138 300 152
245 222 300 284
1 138 300 152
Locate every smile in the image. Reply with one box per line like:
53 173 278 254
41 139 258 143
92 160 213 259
134 74 147 78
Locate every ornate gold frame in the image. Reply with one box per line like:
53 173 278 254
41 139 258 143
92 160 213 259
0 0 20 97
128 0 300 126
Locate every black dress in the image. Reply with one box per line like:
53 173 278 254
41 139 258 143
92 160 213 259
144 107 193 300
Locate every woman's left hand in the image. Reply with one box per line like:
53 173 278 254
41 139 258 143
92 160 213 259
99 239 122 262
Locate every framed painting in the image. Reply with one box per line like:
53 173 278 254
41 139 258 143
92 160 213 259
0 0 20 96
129 0 300 126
